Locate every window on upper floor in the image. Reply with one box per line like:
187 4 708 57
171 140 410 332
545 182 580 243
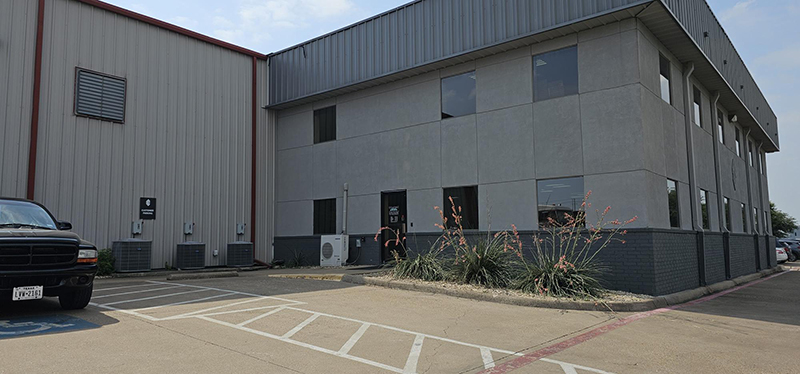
735 127 742 157
753 207 760 234
693 86 702 128
659 54 672 104
537 177 585 227
748 141 754 167
441 71 476 119
759 150 765 175
74 68 126 123
700 189 710 230
667 179 680 228
314 106 336 144
533 46 578 102
443 186 478 230
313 199 337 235
717 110 725 144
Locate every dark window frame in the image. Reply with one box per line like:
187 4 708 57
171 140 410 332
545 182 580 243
313 106 337 144
313 198 337 235
717 109 725 144
700 188 710 230
443 186 479 230
753 207 759 234
748 140 754 167
533 46 579 102
659 54 672 105
667 179 680 228
692 86 703 128
537 176 585 228
73 67 127 124
741 203 748 233
735 127 742 157
440 71 476 119
724 197 731 232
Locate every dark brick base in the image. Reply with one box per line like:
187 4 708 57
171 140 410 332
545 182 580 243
273 229 775 296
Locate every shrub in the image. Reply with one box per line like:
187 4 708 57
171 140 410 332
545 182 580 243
97 248 115 276
287 249 308 268
391 249 447 281
515 191 636 298
447 237 517 288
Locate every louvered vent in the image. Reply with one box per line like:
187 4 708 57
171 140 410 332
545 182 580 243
75 68 126 123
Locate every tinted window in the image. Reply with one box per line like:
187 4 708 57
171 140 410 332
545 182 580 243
0 200 58 229
537 177 584 227
534 46 578 102
313 199 337 235
443 186 478 230
314 106 336 144
753 208 759 233
741 203 747 233
717 110 725 144
700 189 710 230
724 197 731 231
735 127 742 157
667 180 679 228
659 55 671 104
748 141 754 167
693 86 702 127
441 71 476 119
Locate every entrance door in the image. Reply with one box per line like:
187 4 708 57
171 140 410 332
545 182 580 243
381 191 407 262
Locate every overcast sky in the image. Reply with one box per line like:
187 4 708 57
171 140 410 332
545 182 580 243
105 0 799 220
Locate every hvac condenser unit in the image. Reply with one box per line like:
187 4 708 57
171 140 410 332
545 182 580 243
320 234 348 267
227 241 253 267
112 239 152 272
175 241 206 270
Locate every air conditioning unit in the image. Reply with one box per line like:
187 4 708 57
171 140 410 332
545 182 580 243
176 241 206 270
320 234 348 267
227 241 253 267
112 239 152 272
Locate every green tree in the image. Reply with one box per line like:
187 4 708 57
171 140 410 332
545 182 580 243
770 202 798 238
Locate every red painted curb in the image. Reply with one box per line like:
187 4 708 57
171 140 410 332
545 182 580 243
481 271 787 373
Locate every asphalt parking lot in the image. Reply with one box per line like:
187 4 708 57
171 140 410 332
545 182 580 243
2 268 799 373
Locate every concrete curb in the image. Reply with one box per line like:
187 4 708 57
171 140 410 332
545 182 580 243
341 267 784 312
110 266 267 278
267 274 345 281
167 271 239 281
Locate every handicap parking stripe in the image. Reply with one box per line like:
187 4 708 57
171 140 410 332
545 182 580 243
0 315 98 340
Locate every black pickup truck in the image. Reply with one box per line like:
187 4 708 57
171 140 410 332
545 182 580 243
0 198 98 309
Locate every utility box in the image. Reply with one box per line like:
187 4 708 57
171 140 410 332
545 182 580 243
112 239 152 273
175 242 205 270
227 241 253 267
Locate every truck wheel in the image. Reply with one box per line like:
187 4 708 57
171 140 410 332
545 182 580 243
59 285 93 310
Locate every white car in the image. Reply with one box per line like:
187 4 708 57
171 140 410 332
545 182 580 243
777 246 789 263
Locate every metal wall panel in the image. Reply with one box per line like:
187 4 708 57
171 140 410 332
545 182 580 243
34 0 255 267
659 0 778 148
0 0 37 198
268 0 647 106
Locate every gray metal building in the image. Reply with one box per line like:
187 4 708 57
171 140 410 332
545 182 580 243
1 0 779 295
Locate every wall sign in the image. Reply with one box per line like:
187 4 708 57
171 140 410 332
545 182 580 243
389 206 399 223
139 197 156 220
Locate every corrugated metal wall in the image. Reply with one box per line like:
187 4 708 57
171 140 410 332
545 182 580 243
659 0 778 148
256 58 276 262
33 0 254 267
268 0 647 106
0 0 37 199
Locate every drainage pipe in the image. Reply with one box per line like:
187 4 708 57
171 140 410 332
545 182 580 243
682 63 698 230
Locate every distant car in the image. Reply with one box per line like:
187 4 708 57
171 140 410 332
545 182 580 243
0 198 98 309
777 245 789 264
779 239 800 260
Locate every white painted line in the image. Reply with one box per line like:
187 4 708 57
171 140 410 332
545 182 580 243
163 296 284 320
481 347 495 369
403 334 424 374
198 316 405 374
89 302 160 321
93 284 153 292
145 280 302 304
92 286 184 299
133 292 238 313
337 323 370 355
237 307 286 327
541 359 614 374
282 313 320 339
99 288 209 307
198 304 302 318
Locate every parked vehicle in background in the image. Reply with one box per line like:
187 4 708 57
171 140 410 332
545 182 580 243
776 244 789 264
779 239 800 261
0 198 98 309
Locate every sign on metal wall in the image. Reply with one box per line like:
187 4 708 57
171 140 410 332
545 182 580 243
139 197 156 220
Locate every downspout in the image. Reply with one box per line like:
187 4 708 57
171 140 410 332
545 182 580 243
26 0 45 200
710 92 725 232
342 183 349 234
682 63 698 230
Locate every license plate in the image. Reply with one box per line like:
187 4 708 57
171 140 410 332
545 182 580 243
12 286 44 301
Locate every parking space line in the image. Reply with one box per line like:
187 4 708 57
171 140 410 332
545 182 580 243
337 323 370 355
92 286 184 299
403 334 424 374
541 358 612 374
480 348 495 369
282 313 320 339
237 307 286 327
197 316 406 374
93 284 154 292
99 289 210 307
162 297 299 320
145 280 303 304
133 292 238 313
200 305 298 318
90 302 161 321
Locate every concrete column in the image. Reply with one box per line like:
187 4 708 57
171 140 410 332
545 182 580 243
710 92 726 232
743 129 754 234
682 63 699 230
756 142 766 235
